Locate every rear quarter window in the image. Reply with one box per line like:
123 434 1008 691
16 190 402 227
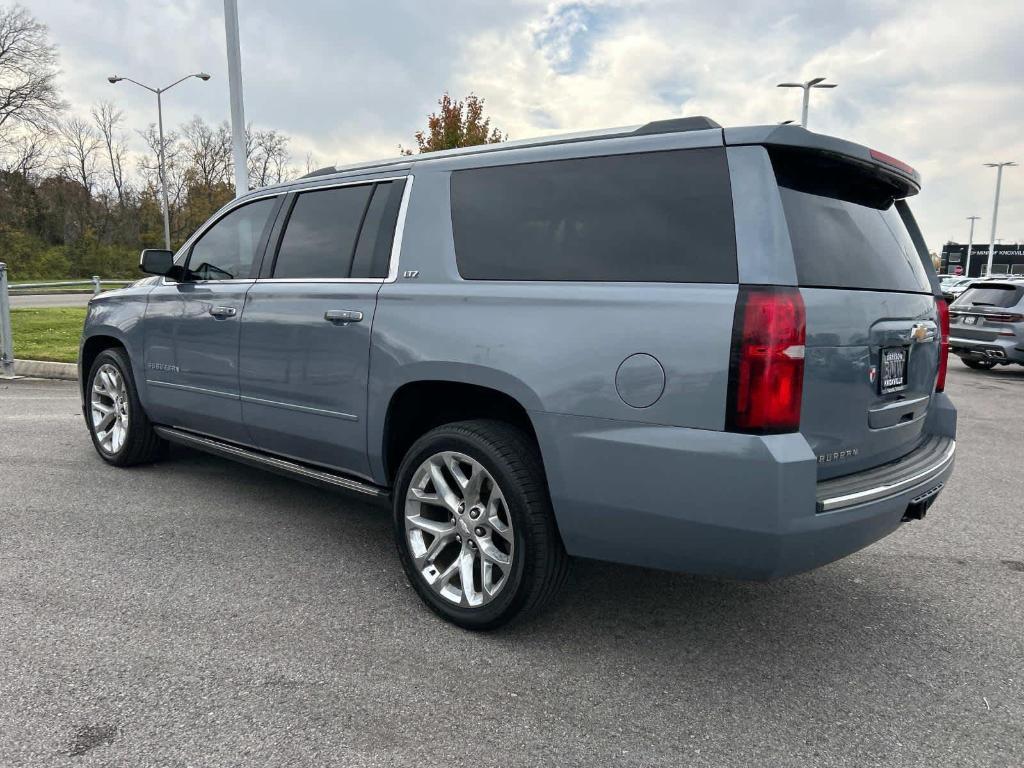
450 148 737 283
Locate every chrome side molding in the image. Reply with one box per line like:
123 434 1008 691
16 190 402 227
153 426 389 500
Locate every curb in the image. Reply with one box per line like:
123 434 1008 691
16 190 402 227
12 359 78 381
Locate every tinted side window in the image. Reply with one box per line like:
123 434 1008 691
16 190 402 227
187 198 277 280
351 180 406 278
272 184 373 279
450 148 737 282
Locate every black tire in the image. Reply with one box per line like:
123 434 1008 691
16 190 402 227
393 419 569 630
85 347 166 466
961 358 996 370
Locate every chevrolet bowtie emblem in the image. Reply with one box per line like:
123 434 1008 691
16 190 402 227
910 323 933 343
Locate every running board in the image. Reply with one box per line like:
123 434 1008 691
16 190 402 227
153 426 389 501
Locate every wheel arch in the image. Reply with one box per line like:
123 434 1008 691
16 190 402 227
79 331 129 402
374 369 545 486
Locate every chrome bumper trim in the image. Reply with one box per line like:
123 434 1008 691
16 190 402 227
818 439 956 513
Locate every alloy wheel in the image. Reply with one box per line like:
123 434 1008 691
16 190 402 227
404 451 515 608
90 363 129 454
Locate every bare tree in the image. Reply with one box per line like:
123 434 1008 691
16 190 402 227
181 116 232 187
246 125 291 188
0 5 65 134
138 122 185 215
57 115 101 195
92 100 128 207
303 151 318 176
0 128 49 175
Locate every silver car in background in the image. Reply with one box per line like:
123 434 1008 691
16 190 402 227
949 280 1024 369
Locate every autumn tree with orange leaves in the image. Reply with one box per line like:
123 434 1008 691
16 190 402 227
404 93 505 154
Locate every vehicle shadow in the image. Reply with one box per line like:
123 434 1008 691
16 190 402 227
160 443 953 688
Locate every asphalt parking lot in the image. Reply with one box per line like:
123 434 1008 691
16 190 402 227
1 365 1022 767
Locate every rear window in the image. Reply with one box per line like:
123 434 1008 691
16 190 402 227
772 150 932 293
273 185 372 279
450 148 737 282
953 285 1024 308
270 180 405 280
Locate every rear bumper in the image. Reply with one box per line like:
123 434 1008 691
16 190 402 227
531 393 957 580
816 435 954 512
949 335 1024 363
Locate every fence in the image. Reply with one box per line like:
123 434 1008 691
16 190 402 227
0 262 134 377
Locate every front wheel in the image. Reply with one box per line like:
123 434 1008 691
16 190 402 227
86 347 166 466
960 358 996 370
393 420 568 630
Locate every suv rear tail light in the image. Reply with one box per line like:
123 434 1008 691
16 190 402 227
726 287 806 434
935 297 949 392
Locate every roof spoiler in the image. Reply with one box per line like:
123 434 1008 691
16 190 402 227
634 116 721 136
725 124 922 196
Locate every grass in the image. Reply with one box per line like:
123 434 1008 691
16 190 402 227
9 307 87 363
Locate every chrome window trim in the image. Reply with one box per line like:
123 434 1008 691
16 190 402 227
385 174 413 283
162 174 413 286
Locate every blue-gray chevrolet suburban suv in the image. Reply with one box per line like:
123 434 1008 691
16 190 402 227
79 117 957 629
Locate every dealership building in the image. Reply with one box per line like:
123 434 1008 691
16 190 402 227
940 242 1024 277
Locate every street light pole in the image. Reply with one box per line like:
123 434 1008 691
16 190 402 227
777 77 837 128
155 89 170 250
224 0 248 198
965 215 980 277
108 72 211 250
983 162 1017 277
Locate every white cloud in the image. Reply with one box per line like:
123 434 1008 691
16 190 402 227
20 0 1024 248
453 0 1024 249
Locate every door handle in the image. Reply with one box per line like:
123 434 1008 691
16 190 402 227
324 309 363 325
209 306 237 318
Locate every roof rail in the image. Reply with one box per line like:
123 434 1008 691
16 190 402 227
299 116 722 180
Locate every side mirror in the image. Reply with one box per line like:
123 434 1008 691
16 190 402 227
139 249 176 277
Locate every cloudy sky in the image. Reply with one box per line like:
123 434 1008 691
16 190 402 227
24 0 1024 252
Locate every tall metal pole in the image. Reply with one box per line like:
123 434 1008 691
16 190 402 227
801 86 811 129
156 89 171 250
224 0 248 197
0 262 14 378
965 215 979 277
984 162 1017 277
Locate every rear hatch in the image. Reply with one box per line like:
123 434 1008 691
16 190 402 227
770 147 942 480
949 283 1024 342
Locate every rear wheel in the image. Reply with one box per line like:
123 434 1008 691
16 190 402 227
86 348 166 466
961 358 996 370
393 419 568 630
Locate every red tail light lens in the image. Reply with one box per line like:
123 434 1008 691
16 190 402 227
935 297 949 392
726 287 806 434
869 148 916 176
